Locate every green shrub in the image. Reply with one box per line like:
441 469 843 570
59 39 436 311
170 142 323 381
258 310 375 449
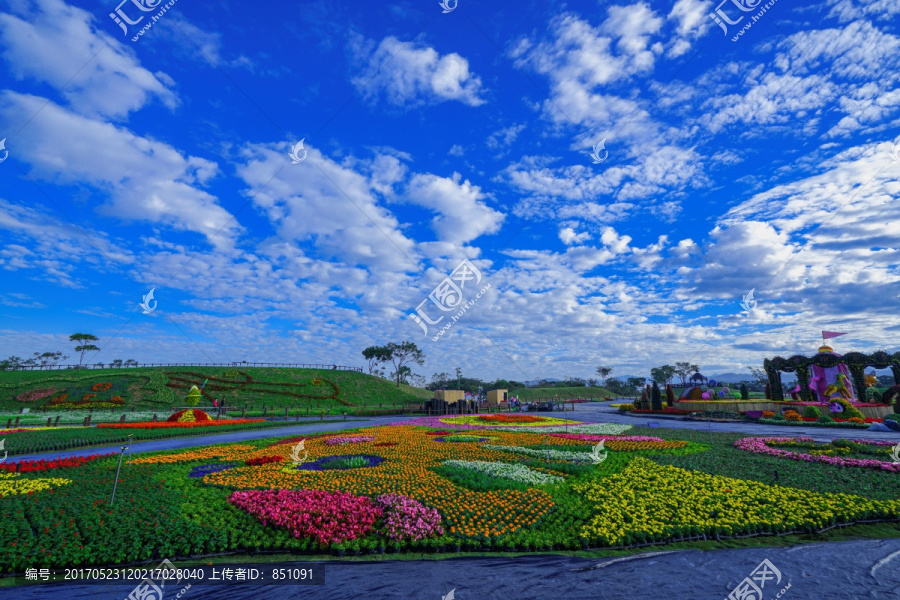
883 413 900 422
817 415 834 424
802 406 821 419
617 403 635 412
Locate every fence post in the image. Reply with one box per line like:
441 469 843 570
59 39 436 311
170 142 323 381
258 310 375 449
46 417 52 427
14 417 19 427
5 419 10 429
54 416 60 427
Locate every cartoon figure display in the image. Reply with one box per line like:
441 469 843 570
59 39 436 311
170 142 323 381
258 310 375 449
807 346 857 403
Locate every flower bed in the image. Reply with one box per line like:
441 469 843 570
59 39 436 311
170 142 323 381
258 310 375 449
574 457 900 546
441 460 564 485
189 462 238 478
630 408 691 415
15 388 57 402
245 456 285 466
0 472 71 498
4 419 900 571
757 418 871 429
228 489 383 545
483 444 594 462
97 418 264 429
549 434 688 451
167 409 212 422
294 454 386 471
472 414 546 424
322 435 376 446
394 416 579 430
0 453 116 473
376 494 444 542
734 437 900 473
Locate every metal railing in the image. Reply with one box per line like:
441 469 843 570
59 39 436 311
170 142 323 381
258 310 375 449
3 362 364 372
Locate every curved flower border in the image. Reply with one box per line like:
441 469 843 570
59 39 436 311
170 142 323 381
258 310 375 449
734 437 900 473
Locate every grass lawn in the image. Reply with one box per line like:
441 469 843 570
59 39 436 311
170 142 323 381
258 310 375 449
2 414 899 578
0 367 431 417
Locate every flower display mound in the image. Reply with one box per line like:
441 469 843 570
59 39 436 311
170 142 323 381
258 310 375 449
735 437 900 473
549 434 688 451
442 460 564 485
376 493 444 542
0 472 71 498
295 454 386 471
168 409 212 422
0 453 116 474
574 457 900 547
228 489 383 545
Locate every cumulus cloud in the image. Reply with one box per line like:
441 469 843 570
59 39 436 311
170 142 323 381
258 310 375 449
0 0 177 119
349 35 485 108
0 91 237 245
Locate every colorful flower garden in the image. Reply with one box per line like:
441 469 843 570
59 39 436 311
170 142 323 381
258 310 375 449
1 413 899 572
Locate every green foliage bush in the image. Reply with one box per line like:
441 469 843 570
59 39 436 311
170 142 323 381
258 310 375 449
803 406 821 419
817 415 834 423
883 413 900 422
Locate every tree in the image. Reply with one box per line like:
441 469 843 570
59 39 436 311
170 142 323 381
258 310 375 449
69 333 100 368
32 351 68 368
650 365 676 385
626 377 646 393
123 359 138 367
747 367 767 385
651 382 662 411
394 365 412 385
673 362 694 386
384 341 426 388
111 359 123 368
362 346 392 376
740 383 749 400
595 366 613 385
587 378 598 387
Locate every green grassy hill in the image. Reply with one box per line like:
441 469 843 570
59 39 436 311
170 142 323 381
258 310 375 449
0 367 431 417
509 386 614 401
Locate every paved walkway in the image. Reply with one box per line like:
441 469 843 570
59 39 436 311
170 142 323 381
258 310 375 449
7 404 897 464
4 538 898 599
580 403 900 443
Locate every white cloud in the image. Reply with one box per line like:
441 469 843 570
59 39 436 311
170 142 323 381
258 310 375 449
405 172 505 243
0 0 177 119
0 91 236 245
559 227 590 245
349 35 485 108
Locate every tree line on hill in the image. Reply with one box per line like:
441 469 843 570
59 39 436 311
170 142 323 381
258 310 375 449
0 333 137 370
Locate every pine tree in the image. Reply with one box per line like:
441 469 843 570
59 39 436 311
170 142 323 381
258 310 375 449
651 382 662 411
665 384 675 408
740 383 749 400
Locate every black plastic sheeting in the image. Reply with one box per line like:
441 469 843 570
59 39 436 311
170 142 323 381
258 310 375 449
3 538 899 600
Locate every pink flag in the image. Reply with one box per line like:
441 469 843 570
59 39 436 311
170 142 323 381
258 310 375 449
822 331 847 340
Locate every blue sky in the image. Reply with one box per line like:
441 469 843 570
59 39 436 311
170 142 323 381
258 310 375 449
1 0 899 383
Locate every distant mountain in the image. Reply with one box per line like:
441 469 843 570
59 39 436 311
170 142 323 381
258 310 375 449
707 372 797 384
706 373 755 383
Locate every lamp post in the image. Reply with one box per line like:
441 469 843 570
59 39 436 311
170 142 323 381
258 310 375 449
110 434 132 505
